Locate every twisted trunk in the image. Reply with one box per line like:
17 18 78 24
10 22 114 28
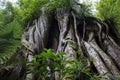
22 8 120 79
1 7 120 80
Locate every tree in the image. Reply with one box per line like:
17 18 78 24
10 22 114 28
96 0 120 33
0 1 22 66
2 1 14 24
0 0 120 80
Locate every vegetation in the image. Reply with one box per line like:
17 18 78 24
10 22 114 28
0 1 22 63
17 0 92 26
17 0 70 26
0 0 120 80
0 0 91 61
27 49 106 80
96 0 120 33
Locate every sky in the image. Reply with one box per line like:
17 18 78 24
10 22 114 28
0 0 17 3
79 0 99 3
7 0 17 3
79 0 99 13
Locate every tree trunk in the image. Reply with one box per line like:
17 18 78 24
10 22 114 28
1 7 120 80
21 7 120 79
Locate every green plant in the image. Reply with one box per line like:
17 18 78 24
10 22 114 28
115 77 120 80
96 0 120 33
27 49 104 80
0 1 22 63
17 0 70 27
27 49 65 79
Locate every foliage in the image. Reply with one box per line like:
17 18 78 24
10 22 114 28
0 1 22 65
0 20 22 63
10 21 23 39
27 49 66 79
27 49 105 80
17 0 70 26
17 0 92 26
0 39 21 65
115 77 120 80
96 0 120 33
81 2 93 17
0 1 14 26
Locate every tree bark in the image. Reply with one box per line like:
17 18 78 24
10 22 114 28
21 7 120 79
1 7 120 80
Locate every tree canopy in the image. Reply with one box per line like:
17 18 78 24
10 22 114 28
0 1 22 62
96 0 120 33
